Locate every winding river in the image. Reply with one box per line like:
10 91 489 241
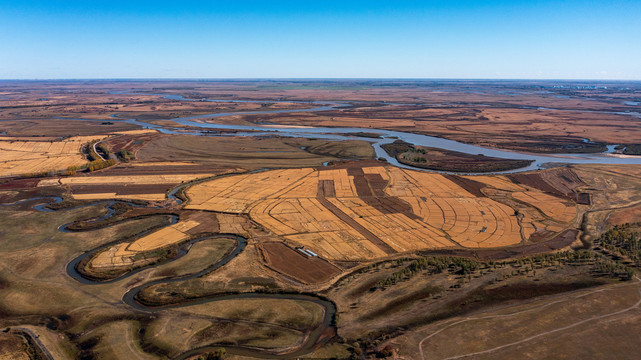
3 90 641 357
37 91 641 174
1 193 336 359
105 91 641 174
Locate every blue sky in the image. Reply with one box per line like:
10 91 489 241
1 0 639 79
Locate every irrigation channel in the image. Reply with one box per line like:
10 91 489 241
103 91 641 174
0 185 337 359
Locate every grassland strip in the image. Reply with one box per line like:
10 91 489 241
418 277 641 360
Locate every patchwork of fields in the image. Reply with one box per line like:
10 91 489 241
0 135 104 177
37 161 233 201
186 166 579 261
3 81 640 360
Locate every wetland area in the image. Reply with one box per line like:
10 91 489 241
2 80 641 359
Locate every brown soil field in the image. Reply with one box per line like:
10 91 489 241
83 162 234 177
412 229 579 260
102 130 160 157
137 134 375 171
583 164 641 179
512 191 577 223
66 186 171 201
186 165 580 261
0 178 40 190
606 206 641 227
0 119 140 137
508 167 586 199
45 174 217 186
260 242 341 284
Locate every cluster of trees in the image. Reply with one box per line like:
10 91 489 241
46 159 116 178
377 256 480 289
407 147 426 154
96 143 110 157
523 248 634 281
396 156 533 173
194 348 225 360
80 140 116 172
65 165 79 176
84 140 111 162
555 249 595 263
116 149 135 161
380 140 414 158
599 224 641 265
347 338 395 359
374 246 636 291
84 141 100 162
517 250 593 267
593 259 635 280
622 144 641 155
402 154 427 163
86 159 116 172
25 169 56 178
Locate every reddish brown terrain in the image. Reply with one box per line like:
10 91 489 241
2 80 641 151
1 80 641 360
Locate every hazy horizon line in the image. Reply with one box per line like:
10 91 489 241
1 77 640 82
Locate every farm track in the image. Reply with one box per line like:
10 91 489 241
92 140 106 161
418 277 641 360
10 327 55 360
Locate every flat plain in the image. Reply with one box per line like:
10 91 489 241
1 80 641 360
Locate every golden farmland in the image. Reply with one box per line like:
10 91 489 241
39 173 218 201
0 136 104 177
4 80 641 360
186 166 578 261
90 220 201 269
35 161 238 202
